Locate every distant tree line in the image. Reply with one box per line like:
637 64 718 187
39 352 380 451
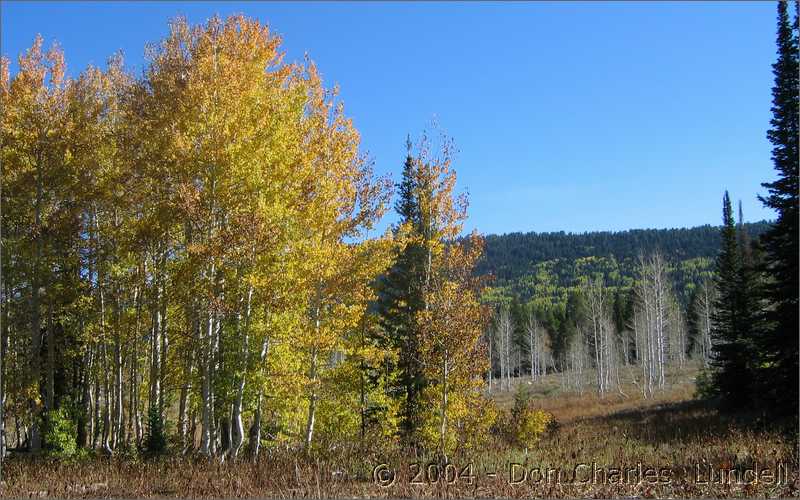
477 222 769 306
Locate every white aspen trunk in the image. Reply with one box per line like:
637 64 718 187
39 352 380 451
113 289 123 449
82 347 93 448
46 301 55 413
439 352 448 460
200 308 214 456
178 345 193 453
304 347 318 450
496 309 512 392
248 334 270 459
210 316 221 455
702 284 713 367
487 332 493 393
28 159 44 452
1 279 5 476
97 252 113 455
304 295 321 451
113 336 122 449
249 394 263 460
149 278 161 416
101 343 113 455
505 313 511 389
230 285 253 459
158 280 168 414
92 374 100 448
529 320 536 382
586 279 607 395
654 255 666 388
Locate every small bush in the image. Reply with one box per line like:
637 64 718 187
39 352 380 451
43 407 77 457
511 383 534 417
515 408 554 447
695 368 717 399
509 384 556 447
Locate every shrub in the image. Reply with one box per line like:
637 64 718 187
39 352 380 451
509 384 556 447
510 383 534 421
455 393 499 454
515 407 554 447
43 407 77 457
695 368 717 399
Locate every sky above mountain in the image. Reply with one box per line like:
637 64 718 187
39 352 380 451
2 1 780 234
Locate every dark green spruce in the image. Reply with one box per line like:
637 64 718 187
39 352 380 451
709 192 754 409
757 0 799 415
374 138 427 446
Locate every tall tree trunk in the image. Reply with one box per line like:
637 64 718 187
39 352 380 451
28 157 44 452
304 295 321 451
487 333 492 393
1 279 6 477
248 335 270 459
248 394 262 460
46 301 55 412
92 372 100 449
230 284 253 459
218 410 231 459
113 335 123 449
178 344 193 453
149 278 161 416
304 346 318 451
77 346 92 448
158 276 168 413
101 343 113 455
438 353 448 461
200 308 214 456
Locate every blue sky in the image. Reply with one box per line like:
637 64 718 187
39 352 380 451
1 1 780 235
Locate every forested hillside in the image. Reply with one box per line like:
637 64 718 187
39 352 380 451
477 222 770 306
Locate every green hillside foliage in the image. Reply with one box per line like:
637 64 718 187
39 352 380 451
477 222 770 308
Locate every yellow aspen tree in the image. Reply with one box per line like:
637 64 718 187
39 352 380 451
417 233 490 459
66 53 137 453
283 64 395 450
1 36 71 452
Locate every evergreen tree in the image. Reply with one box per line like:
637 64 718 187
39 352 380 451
757 0 799 414
612 289 631 336
735 202 764 368
709 192 752 409
553 291 586 366
374 138 427 444
510 296 528 375
144 405 167 456
686 287 702 356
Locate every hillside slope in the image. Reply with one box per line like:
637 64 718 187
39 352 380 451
477 221 770 306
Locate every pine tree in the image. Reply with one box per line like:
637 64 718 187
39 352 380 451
735 202 763 368
374 139 427 445
709 192 752 409
510 296 528 376
757 0 799 414
376 130 466 448
144 405 167 456
687 287 702 357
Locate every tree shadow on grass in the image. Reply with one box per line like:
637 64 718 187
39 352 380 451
583 398 781 446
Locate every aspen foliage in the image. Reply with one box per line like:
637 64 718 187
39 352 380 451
0 15 414 457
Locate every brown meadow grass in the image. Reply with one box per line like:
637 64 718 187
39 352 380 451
1 364 797 498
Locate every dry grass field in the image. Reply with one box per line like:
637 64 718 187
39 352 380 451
1 364 797 499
